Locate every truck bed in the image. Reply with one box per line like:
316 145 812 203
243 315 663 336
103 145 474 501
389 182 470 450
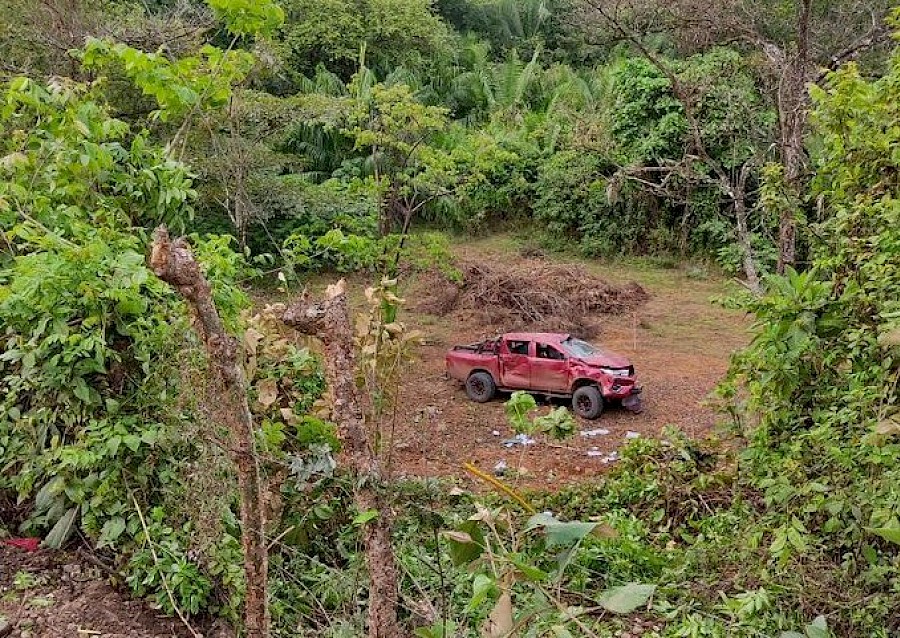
445 342 499 381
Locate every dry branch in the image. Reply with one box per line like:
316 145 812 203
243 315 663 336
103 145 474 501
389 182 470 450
149 226 270 638
416 259 649 337
278 282 401 638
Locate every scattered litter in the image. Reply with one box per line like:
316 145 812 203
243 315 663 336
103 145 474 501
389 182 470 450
2 538 39 552
581 428 610 437
625 431 641 440
492 430 501 436
502 433 536 447
587 449 620 463
493 460 508 475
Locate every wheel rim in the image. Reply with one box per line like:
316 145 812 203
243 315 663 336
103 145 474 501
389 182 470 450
471 378 485 396
576 393 592 414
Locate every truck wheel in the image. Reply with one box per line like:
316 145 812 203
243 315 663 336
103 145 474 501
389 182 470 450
466 372 496 403
572 386 603 419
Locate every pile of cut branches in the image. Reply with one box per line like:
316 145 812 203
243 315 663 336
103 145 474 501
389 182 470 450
416 259 648 337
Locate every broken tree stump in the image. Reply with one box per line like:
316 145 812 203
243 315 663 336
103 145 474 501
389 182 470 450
279 281 401 638
150 226 270 638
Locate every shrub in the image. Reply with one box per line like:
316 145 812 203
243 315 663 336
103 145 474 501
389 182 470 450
0 78 329 623
246 176 379 255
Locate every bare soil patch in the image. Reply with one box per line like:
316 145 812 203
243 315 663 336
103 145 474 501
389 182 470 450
385 242 750 489
260 238 750 489
0 545 217 638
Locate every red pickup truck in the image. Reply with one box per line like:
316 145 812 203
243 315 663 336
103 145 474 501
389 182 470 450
445 332 642 419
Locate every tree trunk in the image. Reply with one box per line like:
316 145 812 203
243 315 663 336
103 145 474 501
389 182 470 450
150 227 269 638
777 78 805 274
279 282 400 638
733 167 762 294
775 0 812 274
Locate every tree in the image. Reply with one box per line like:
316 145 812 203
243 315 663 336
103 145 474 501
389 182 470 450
580 0 893 273
343 76 450 235
720 14 900 598
276 0 451 78
150 228 270 638
79 0 290 250
277 281 406 638
435 0 591 63
0 75 259 631
570 14 775 289
0 0 214 80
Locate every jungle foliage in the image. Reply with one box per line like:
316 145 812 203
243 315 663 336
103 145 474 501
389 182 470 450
0 0 899 637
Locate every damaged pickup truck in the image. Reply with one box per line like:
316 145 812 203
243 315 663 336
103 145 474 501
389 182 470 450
445 332 642 419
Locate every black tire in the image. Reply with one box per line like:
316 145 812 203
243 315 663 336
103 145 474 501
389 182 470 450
572 385 604 419
465 371 496 403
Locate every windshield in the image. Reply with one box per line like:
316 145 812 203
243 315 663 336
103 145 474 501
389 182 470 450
561 337 600 358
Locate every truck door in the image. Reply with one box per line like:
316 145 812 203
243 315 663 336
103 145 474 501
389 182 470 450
499 339 531 388
532 343 569 392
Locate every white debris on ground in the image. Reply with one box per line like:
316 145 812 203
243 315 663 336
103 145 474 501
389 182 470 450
502 433 536 447
580 428 610 437
586 448 620 463
625 431 641 439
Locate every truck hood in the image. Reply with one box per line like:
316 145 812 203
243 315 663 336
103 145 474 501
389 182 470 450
576 352 632 369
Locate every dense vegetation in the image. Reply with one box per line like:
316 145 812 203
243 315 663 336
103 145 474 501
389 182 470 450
1 0 898 637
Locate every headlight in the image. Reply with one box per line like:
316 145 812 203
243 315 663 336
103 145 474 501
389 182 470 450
601 367 631 378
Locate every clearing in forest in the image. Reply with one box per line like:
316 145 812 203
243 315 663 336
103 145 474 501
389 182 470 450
303 236 751 487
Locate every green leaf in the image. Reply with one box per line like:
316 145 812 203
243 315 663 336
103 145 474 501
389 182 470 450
123 434 141 452
509 554 548 582
444 520 485 566
73 377 92 404
43 507 78 549
598 583 656 614
98 516 126 547
505 391 537 433
805 615 830 638
525 512 599 547
468 573 497 611
352 509 379 526
106 435 122 456
34 477 64 514
866 521 900 545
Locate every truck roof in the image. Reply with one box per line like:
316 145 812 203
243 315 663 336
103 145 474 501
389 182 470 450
502 332 571 343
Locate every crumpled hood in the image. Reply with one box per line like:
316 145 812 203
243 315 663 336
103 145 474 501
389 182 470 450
577 352 632 369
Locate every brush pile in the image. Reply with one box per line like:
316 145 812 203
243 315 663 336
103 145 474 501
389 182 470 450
415 259 648 337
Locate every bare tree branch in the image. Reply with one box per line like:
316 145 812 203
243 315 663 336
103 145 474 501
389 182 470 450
586 0 764 291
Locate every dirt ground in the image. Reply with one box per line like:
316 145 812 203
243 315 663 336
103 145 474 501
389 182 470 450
382 239 750 488
0 544 219 638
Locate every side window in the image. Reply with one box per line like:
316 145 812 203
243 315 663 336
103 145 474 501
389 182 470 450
507 340 529 355
537 344 565 360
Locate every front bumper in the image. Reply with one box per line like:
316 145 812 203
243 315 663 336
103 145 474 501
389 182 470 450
621 386 643 413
